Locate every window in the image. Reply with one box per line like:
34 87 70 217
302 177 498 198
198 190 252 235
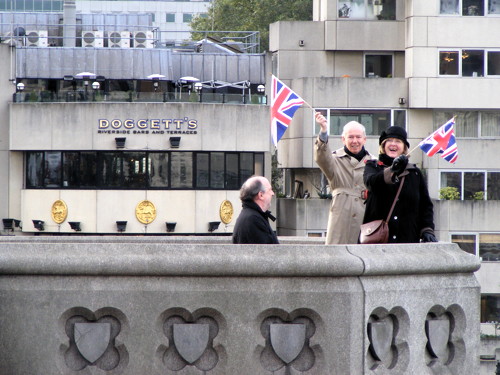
440 170 500 200
183 13 193 23
338 0 396 20
451 233 477 255
462 50 484 77
25 151 263 190
441 0 459 14
439 50 460 75
487 51 500 75
171 152 193 188
365 54 393 78
480 234 500 261
317 109 406 136
441 0 499 15
434 110 500 138
451 232 500 262
481 294 500 323
166 13 176 22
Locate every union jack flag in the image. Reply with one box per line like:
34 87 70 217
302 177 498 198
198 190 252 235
418 117 458 163
270 75 305 146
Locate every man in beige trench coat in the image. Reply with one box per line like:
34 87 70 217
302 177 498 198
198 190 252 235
314 112 375 244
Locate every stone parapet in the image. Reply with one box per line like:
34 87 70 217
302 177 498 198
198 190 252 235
0 238 480 374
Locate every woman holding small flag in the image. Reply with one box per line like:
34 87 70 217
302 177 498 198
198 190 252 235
362 126 437 243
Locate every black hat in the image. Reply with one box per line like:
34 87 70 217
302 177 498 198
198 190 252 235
379 126 410 148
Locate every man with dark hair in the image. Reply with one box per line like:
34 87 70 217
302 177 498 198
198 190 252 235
232 176 279 244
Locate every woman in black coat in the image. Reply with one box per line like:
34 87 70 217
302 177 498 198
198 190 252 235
362 126 437 243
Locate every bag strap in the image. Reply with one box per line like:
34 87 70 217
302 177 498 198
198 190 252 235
385 176 405 223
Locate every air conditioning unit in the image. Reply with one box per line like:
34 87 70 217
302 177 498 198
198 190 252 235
82 30 104 48
25 30 48 47
133 30 154 48
108 31 130 48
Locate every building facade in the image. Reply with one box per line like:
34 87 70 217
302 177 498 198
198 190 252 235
269 0 500 372
0 0 270 236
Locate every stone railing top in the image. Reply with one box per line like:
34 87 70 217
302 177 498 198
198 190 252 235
0 237 480 277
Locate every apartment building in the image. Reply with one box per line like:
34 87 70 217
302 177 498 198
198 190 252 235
270 1 500 372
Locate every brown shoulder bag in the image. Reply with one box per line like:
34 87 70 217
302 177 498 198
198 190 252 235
359 176 405 244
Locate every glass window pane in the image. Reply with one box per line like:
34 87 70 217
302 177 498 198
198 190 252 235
26 152 44 188
338 1 354 18
479 234 500 261
225 153 239 189
435 111 478 137
441 0 459 14
44 152 62 187
62 152 79 188
441 171 462 199
166 13 176 22
80 152 97 188
393 110 406 127
463 0 484 15
439 51 459 75
487 172 500 200
481 112 500 137
124 152 147 189
372 0 396 20
365 54 393 78
240 153 254 184
487 51 500 75
254 153 264 177
99 152 123 188
210 152 224 189
451 234 477 255
464 172 485 200
481 294 500 322
183 13 192 23
315 109 328 134
330 109 390 136
462 50 484 77
171 152 193 188
489 0 500 14
149 153 169 188
196 153 209 188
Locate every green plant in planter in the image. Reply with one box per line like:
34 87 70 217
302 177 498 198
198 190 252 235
439 187 460 200
472 191 484 200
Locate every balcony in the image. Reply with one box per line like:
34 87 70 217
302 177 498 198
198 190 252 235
12 90 268 105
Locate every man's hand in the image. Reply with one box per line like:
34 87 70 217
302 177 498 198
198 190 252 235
390 154 408 175
315 112 328 133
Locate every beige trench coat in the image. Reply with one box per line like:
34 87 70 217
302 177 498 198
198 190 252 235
314 138 375 244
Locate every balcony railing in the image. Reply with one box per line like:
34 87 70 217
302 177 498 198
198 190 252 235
12 90 268 105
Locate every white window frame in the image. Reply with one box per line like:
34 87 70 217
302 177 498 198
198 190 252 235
439 169 492 200
439 0 500 16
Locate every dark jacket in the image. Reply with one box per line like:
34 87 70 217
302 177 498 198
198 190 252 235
362 154 435 243
232 200 279 244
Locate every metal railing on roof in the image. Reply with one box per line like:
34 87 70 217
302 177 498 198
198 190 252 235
12 90 268 105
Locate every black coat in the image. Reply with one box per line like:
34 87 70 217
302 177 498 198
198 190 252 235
362 155 435 243
232 201 279 244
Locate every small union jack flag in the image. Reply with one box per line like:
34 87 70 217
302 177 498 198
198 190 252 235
270 75 305 146
418 117 458 163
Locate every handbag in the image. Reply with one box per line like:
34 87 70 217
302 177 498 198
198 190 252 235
359 176 405 244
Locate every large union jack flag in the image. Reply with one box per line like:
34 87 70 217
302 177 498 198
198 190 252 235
418 117 458 163
270 75 305 146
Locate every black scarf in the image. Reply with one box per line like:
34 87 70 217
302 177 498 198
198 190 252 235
378 153 394 167
344 146 367 162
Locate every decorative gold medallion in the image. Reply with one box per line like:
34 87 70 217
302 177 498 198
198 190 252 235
136 200 156 224
51 200 68 224
219 200 233 224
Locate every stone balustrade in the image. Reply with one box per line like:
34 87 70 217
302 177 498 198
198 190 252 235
0 237 480 374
